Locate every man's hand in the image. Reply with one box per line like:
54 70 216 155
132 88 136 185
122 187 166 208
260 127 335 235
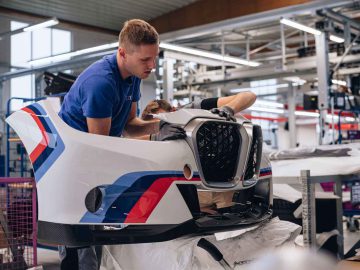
150 121 186 141
210 106 236 122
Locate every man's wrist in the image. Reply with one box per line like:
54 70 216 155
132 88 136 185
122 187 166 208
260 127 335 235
150 133 156 141
222 105 234 116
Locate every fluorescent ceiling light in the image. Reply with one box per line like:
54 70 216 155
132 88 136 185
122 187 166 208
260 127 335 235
326 114 355 122
29 40 260 67
331 79 347 86
281 18 344 44
314 79 347 87
254 100 284 108
294 111 319 117
159 42 261 67
23 18 59 32
28 42 118 66
345 116 356 122
283 76 306 85
280 18 321 36
249 104 356 122
329 35 345 43
249 106 285 114
230 83 289 93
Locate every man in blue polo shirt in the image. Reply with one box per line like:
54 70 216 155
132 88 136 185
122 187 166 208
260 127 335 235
60 19 184 140
58 19 184 270
59 52 142 136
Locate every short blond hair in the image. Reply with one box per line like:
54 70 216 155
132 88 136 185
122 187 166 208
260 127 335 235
119 19 159 51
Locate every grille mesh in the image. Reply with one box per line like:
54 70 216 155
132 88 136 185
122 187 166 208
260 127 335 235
196 121 241 183
244 125 263 180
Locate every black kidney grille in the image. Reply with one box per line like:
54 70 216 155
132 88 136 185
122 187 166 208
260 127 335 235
244 125 263 180
196 121 241 183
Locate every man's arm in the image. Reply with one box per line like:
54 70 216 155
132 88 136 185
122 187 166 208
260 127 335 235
86 117 111 135
216 91 256 114
124 102 160 138
81 76 116 136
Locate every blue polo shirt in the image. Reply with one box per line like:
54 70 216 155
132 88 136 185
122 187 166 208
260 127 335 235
59 53 141 136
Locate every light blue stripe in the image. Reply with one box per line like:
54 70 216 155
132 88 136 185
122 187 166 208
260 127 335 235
32 103 65 182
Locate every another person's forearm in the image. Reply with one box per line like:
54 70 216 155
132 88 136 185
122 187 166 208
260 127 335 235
124 117 159 137
128 134 151 140
217 92 256 114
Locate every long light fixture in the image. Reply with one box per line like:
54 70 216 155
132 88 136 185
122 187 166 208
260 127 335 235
280 18 344 43
294 111 319 117
249 106 285 114
314 78 347 87
280 18 321 35
23 18 59 32
331 79 347 86
28 42 118 66
250 107 318 117
28 40 261 67
159 42 261 67
283 76 307 85
254 100 284 108
230 83 289 93
250 106 356 122
329 35 345 43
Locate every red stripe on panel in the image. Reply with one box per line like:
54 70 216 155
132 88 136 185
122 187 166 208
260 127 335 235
22 107 50 162
125 177 200 223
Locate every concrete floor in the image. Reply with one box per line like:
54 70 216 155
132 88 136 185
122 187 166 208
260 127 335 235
343 218 360 255
37 248 60 270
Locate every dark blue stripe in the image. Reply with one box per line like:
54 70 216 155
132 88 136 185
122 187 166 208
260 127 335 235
260 167 272 174
27 105 52 133
103 174 183 223
32 147 54 171
25 103 65 182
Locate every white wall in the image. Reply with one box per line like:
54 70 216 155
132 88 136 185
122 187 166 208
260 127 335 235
139 73 157 115
278 123 318 150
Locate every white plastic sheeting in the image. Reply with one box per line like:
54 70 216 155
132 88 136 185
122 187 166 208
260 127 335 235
269 143 360 177
100 218 301 270
244 246 337 270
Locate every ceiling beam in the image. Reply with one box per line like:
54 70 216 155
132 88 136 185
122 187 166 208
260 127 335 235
156 0 353 41
150 0 312 34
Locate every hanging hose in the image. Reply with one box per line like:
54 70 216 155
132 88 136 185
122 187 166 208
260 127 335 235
197 238 233 270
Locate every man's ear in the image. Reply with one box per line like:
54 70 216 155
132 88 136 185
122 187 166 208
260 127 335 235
119 48 126 59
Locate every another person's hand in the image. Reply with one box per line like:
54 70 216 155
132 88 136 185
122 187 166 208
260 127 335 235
150 121 186 141
210 106 236 122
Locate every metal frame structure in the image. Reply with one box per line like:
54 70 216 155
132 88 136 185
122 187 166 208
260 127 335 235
0 177 37 269
273 171 349 258
315 32 330 145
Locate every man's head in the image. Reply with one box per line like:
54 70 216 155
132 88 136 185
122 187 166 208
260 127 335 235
141 99 174 120
118 19 159 79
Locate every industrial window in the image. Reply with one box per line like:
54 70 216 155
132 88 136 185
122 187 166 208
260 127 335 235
249 79 283 147
11 21 31 68
10 21 71 111
10 21 32 111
